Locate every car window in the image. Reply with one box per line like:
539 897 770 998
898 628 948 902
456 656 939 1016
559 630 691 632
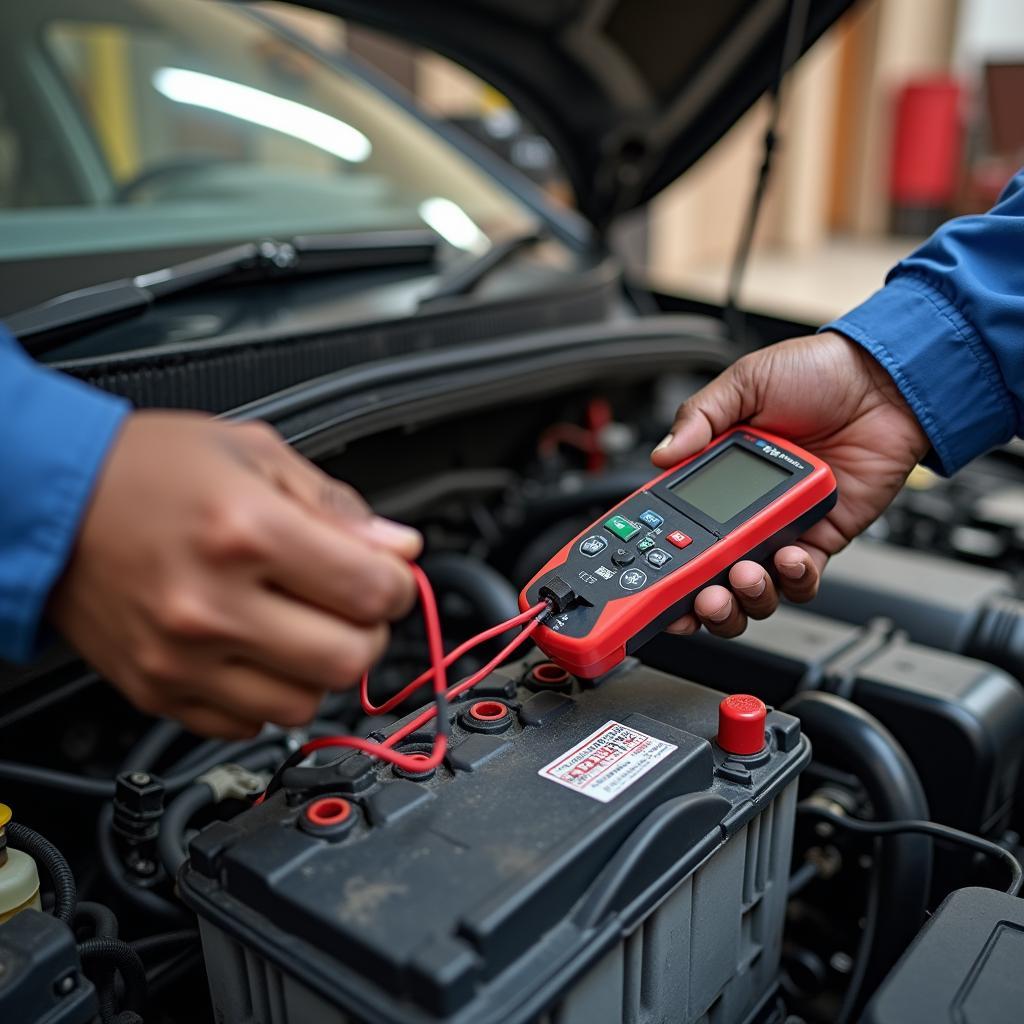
0 0 539 273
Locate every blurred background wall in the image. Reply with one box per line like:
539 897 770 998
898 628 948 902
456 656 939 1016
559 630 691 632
259 0 1024 325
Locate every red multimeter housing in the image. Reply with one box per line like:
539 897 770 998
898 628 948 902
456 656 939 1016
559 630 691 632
519 427 837 678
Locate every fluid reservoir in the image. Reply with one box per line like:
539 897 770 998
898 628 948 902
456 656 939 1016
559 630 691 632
0 803 42 922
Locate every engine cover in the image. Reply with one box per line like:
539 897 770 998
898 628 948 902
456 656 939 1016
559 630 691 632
181 657 810 1024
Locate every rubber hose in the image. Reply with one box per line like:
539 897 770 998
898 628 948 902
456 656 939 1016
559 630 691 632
131 929 199 960
4 738 287 799
78 937 147 1018
146 947 201 997
784 691 931 1022
98 740 289 921
0 761 116 797
421 553 520 639
518 468 654 523
170 721 338 775
75 900 119 940
514 514 593 584
6 820 77 924
121 720 185 775
158 745 282 877
968 593 1024 680
4 720 342 801
96 805 192 926
157 784 214 877
166 738 227 776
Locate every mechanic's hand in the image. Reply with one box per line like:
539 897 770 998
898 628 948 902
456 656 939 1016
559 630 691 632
651 332 929 638
48 412 422 738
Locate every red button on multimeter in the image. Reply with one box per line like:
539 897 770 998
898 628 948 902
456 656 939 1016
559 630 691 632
519 427 837 678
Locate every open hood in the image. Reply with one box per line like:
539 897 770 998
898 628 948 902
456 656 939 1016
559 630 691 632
290 0 858 228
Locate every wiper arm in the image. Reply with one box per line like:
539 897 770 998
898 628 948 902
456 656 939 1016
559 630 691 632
9 230 439 357
418 229 545 308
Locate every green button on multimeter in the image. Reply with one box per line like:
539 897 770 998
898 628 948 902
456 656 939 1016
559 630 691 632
604 515 640 541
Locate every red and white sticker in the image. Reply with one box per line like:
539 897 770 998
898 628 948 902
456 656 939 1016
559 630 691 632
538 720 677 803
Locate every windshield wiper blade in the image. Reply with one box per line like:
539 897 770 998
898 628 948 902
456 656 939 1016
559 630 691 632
9 230 439 357
418 229 545 308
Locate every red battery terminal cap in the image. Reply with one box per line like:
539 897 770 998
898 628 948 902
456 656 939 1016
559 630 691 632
717 694 767 756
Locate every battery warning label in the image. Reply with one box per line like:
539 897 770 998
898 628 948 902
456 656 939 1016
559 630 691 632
538 720 677 803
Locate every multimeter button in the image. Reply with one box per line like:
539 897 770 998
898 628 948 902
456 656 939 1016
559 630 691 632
636 536 656 553
645 548 672 569
579 535 608 557
618 568 648 590
666 530 693 549
637 509 664 530
604 514 640 541
611 547 635 567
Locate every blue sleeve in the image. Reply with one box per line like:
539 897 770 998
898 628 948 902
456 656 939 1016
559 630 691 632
822 169 1024 475
0 326 130 661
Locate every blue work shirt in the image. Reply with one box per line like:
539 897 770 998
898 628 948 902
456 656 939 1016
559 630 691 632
0 326 129 661
824 169 1024 476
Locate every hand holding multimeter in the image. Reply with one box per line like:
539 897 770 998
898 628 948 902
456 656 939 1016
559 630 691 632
520 426 837 678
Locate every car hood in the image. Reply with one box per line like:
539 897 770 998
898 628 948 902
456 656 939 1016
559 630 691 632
291 0 857 227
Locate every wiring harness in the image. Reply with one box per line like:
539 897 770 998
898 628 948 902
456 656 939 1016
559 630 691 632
259 563 551 800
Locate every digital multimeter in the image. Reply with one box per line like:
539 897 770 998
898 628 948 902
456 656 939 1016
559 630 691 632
519 427 837 678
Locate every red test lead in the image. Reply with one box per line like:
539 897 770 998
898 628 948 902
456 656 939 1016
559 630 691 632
257 566 550 801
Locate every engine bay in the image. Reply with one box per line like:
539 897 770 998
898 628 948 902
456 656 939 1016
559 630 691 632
3 344 1024 1024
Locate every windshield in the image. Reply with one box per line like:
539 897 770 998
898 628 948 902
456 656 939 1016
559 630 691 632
0 1 540 288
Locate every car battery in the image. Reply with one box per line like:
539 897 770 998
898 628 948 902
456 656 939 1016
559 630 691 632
180 656 810 1024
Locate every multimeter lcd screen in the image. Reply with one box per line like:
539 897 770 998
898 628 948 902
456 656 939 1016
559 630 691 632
669 446 790 522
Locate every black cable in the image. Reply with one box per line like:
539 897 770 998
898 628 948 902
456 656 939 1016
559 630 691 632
167 737 227 776
0 761 118 797
96 804 193 926
157 783 214 877
2 727 325 799
75 900 119 940
98 738 293 919
0 671 98 731
262 745 312 802
132 931 201 1005
784 691 931 1024
421 553 520 638
78 937 147 1023
787 858 821 898
130 929 200 960
5 820 77 925
798 803 1024 896
146 947 202 996
722 0 812 346
122 720 185 775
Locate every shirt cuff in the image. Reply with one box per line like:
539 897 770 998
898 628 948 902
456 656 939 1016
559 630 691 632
0 348 130 661
821 273 1016 476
